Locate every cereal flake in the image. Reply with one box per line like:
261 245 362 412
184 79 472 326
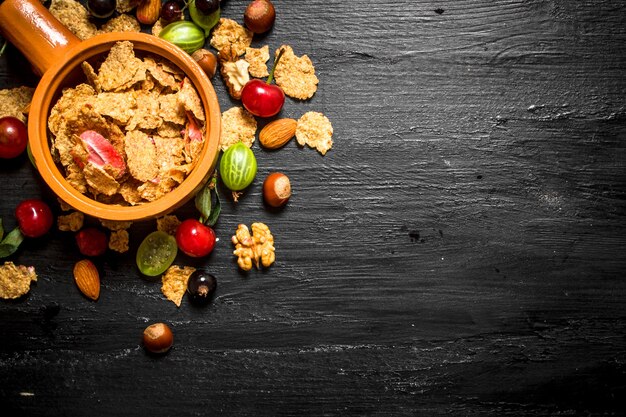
0 87 34 122
57 212 85 232
245 46 270 78
157 215 181 236
102 14 141 33
274 45 319 100
220 107 257 151
296 111 333 155
210 18 253 57
161 265 196 307
49 0 99 40
109 230 129 253
0 262 37 300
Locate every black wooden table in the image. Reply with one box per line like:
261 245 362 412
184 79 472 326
1 1 625 415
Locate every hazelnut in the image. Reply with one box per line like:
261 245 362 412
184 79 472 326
263 172 291 207
143 322 174 354
192 49 218 79
244 0 276 34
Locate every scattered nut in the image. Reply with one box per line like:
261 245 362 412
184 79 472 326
263 172 291 207
232 223 275 271
136 0 162 25
259 118 297 149
244 0 276 34
192 49 218 79
73 259 100 301
143 322 174 354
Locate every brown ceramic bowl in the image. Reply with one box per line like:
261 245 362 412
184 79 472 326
0 0 221 221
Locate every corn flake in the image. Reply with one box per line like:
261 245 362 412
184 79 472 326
0 262 37 300
101 14 141 33
109 230 130 253
57 212 85 232
296 111 333 155
161 265 196 307
49 0 99 40
157 215 181 236
274 45 319 100
220 107 257 151
245 46 270 78
210 18 253 57
97 41 145 92
0 87 34 123
116 0 141 13
125 130 159 182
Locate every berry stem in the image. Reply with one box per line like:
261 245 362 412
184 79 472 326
267 47 285 85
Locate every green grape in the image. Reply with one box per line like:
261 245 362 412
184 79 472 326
136 231 178 276
189 0 221 36
220 142 257 191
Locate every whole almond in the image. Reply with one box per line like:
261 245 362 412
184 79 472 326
73 259 100 301
259 118 297 149
136 0 162 25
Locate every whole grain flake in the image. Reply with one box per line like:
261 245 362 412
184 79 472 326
245 46 270 78
49 0 99 40
161 265 196 307
296 111 334 155
0 262 37 300
220 107 257 151
0 87 34 122
273 45 319 100
210 18 253 57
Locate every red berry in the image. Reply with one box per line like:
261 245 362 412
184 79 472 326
241 79 285 118
0 116 28 159
175 219 216 257
75 227 108 257
15 199 53 238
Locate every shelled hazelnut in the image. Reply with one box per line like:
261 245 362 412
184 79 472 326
143 322 174 354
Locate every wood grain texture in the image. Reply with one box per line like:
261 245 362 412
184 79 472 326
1 0 625 415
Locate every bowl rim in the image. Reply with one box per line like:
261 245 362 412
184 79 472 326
28 32 221 222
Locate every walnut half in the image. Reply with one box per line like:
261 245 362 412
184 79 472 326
219 46 250 100
231 223 275 271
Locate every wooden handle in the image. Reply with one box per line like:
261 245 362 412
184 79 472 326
0 0 80 75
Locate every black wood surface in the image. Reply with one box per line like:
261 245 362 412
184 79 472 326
1 0 626 415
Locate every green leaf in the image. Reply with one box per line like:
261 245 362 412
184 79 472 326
0 227 24 258
195 184 212 223
205 187 221 227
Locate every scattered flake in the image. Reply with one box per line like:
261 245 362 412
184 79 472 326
57 212 85 232
125 130 158 182
296 111 333 155
116 0 141 13
0 87 34 122
220 107 257 151
245 46 270 78
274 45 319 100
210 18 253 57
161 265 196 307
151 19 164 37
99 219 132 231
109 230 129 253
49 0 99 40
102 14 141 33
0 262 37 300
157 215 181 236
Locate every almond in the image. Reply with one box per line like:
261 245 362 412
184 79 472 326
73 259 100 301
259 118 297 149
136 0 162 25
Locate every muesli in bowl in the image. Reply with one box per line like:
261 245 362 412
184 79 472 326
48 41 207 206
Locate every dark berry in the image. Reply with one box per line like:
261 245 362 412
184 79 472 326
162 1 183 22
187 271 217 303
75 227 108 257
195 0 220 15
87 0 116 19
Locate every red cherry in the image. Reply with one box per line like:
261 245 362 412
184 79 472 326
75 227 108 257
15 199 53 238
241 47 287 118
241 80 285 118
175 219 216 257
0 116 28 159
